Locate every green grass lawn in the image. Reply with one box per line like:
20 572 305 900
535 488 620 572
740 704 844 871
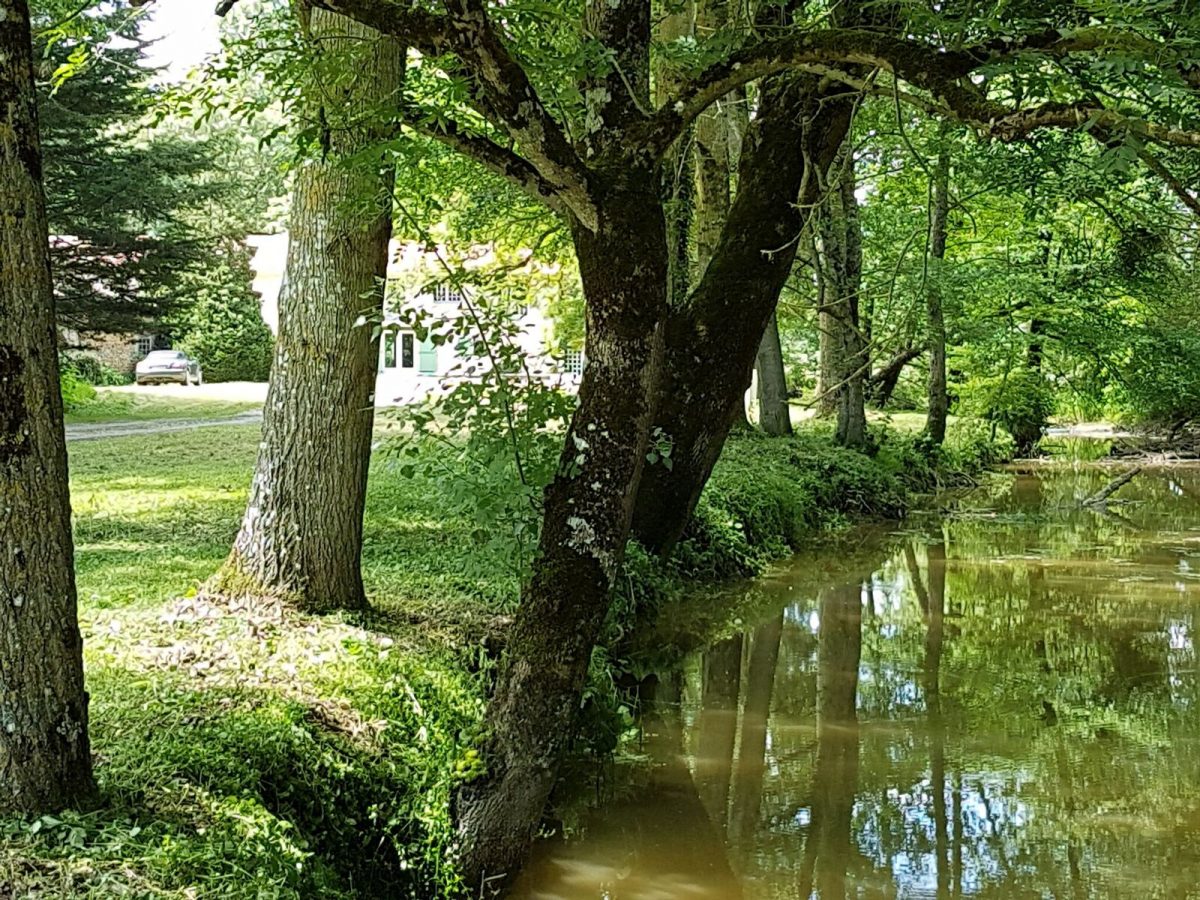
65 391 261 425
41 425 500 898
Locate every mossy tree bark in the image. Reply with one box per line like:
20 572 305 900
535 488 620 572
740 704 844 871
924 135 952 446
0 0 96 813
216 11 403 613
455 175 669 890
631 75 855 554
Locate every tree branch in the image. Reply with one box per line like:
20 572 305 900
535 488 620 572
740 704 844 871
399 106 572 217
440 0 593 214
986 102 1200 149
1137 147 1200 218
637 27 1200 156
309 0 453 56
314 0 597 228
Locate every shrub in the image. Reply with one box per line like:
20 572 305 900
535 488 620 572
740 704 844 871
957 367 1054 453
173 242 273 383
63 353 130 386
59 360 97 411
1113 326 1200 431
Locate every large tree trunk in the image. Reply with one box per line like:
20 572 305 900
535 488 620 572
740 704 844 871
631 76 855 554
0 0 96 813
755 310 792 435
455 179 668 890
925 136 951 446
214 12 403 612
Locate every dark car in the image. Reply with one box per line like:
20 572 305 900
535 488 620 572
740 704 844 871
135 350 203 386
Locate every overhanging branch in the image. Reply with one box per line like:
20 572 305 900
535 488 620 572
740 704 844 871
399 106 575 218
636 26 1200 156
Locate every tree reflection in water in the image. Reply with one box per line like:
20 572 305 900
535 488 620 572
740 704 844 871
515 466 1200 899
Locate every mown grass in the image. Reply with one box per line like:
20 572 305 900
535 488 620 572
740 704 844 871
65 391 261 425
1 415 1009 898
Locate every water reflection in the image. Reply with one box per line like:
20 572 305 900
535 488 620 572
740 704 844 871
513 465 1200 898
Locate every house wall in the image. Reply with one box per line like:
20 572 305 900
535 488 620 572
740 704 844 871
248 232 583 407
62 329 166 377
374 292 580 406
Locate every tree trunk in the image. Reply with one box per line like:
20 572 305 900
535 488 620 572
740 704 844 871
925 135 951 446
1011 228 1053 455
455 179 668 890
213 12 403 612
811 230 839 417
823 152 867 449
693 99 732 278
0 0 96 813
632 76 855 555
654 0 693 310
755 311 792 435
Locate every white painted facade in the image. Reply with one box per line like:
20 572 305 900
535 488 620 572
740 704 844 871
247 233 583 406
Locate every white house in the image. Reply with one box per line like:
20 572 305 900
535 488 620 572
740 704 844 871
248 233 584 406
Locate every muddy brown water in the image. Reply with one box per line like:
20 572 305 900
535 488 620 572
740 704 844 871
511 465 1200 899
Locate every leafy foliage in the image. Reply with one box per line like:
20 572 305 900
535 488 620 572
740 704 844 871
379 271 578 590
34 2 286 337
172 242 274 383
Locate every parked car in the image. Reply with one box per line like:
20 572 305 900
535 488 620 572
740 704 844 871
135 350 203 386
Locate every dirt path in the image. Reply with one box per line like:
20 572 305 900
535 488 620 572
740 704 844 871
65 410 263 442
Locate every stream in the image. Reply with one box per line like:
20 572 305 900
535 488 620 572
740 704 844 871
512 463 1200 898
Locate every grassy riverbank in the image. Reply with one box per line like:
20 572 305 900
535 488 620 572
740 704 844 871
0 418 1009 898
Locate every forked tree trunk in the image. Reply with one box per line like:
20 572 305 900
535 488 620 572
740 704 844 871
0 0 96 813
632 76 855 554
455 179 668 890
924 137 951 445
755 310 792 435
214 12 403 612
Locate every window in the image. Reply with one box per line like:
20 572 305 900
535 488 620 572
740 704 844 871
563 349 585 375
432 284 461 304
134 335 153 357
382 332 416 369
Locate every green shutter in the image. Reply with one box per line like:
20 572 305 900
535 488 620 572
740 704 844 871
418 338 437 375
